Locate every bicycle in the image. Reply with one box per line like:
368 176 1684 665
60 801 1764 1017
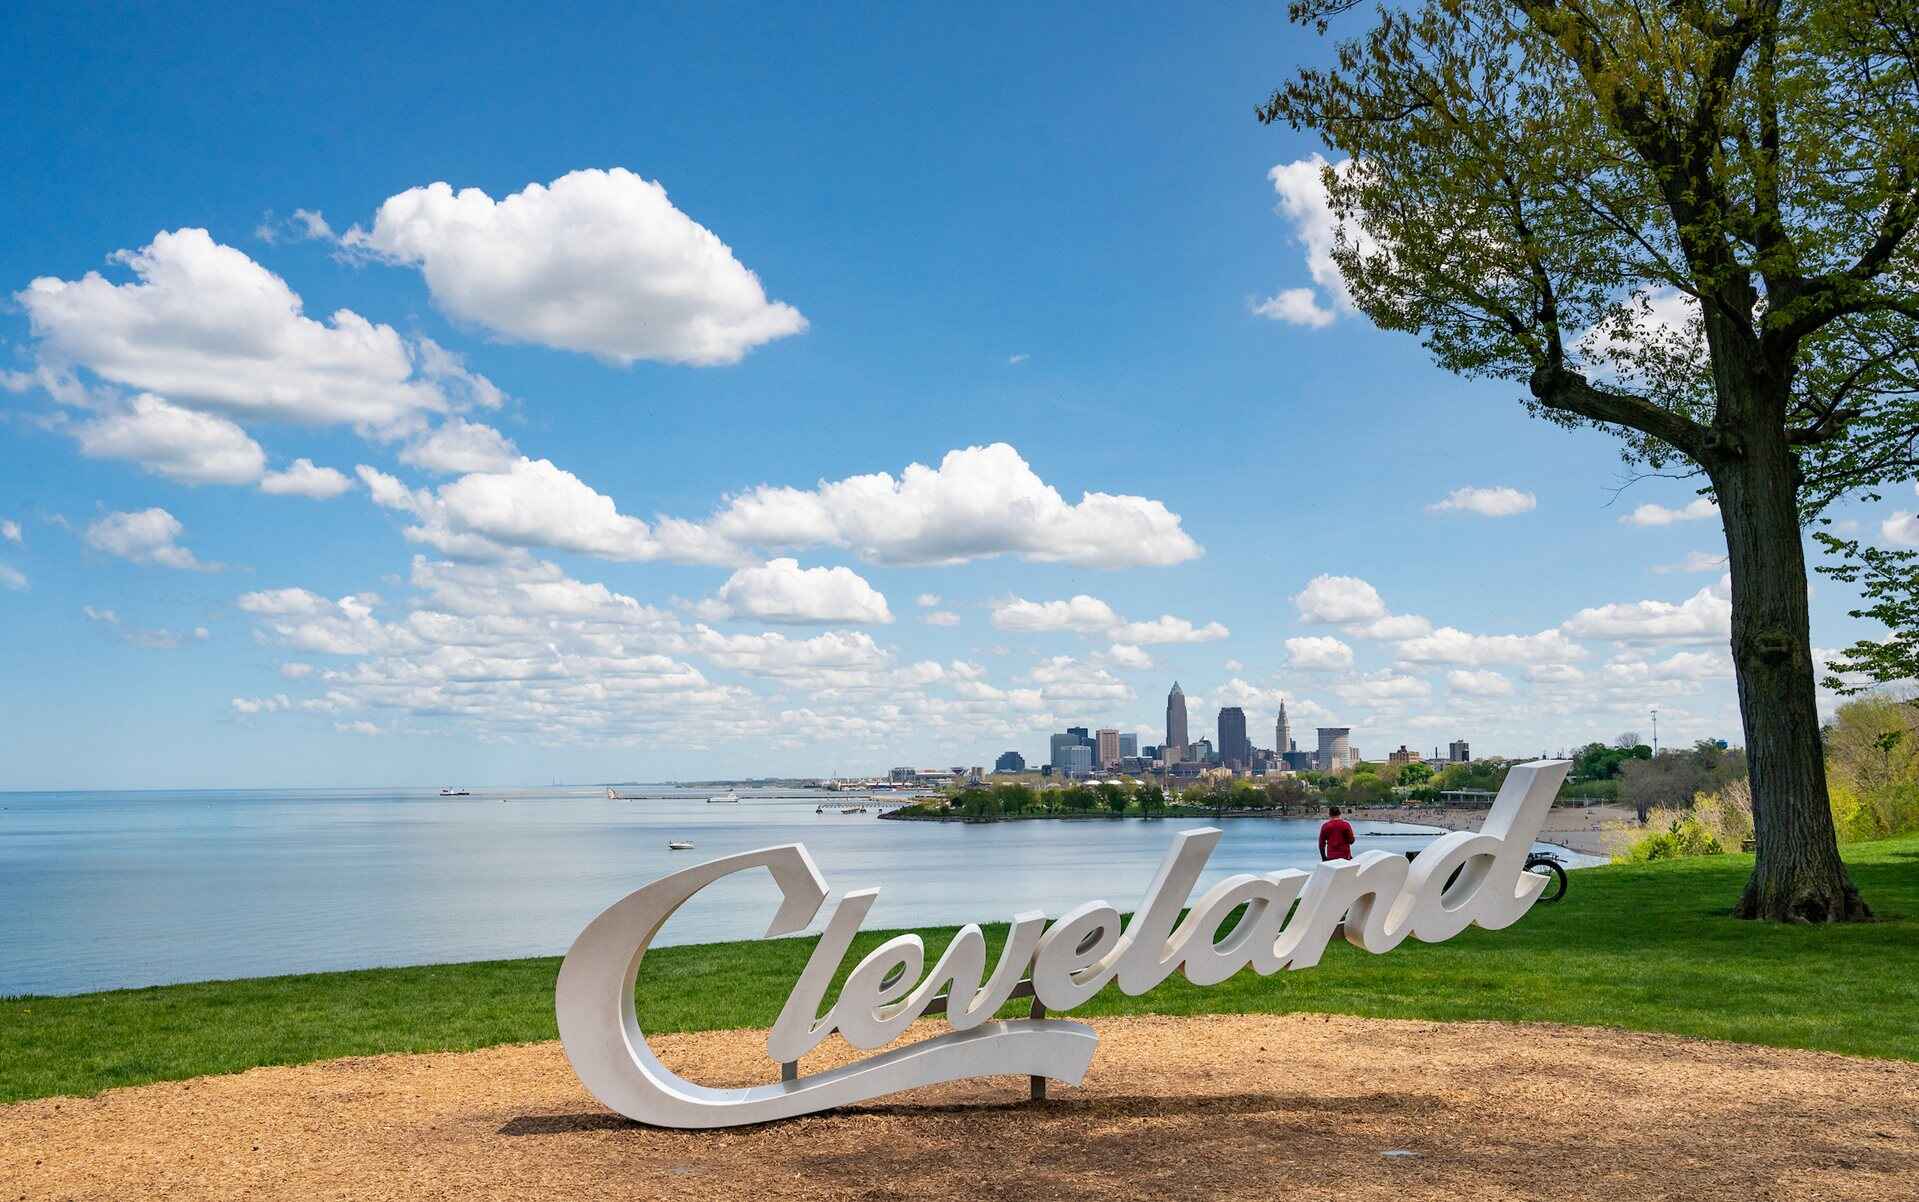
1523 851 1569 903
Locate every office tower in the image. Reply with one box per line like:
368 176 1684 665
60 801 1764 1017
1317 726 1352 771
1049 732 1079 769
1095 728 1121 768
1276 700 1292 758
1450 739 1471 762
995 751 1025 773
1218 706 1250 767
1062 745 1092 775
1166 682 1188 754
1119 732 1139 758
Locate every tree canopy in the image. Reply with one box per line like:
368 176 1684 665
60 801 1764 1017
1260 0 1916 921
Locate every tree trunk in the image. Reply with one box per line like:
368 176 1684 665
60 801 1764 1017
1711 419 1871 922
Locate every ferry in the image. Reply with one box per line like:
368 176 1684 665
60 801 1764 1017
707 792 741 804
438 787 470 797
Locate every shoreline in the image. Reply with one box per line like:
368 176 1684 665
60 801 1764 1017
885 801 1637 858
1343 802 1636 858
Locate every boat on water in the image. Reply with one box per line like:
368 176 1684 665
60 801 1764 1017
438 787 470 797
607 787 632 800
667 840 695 851
707 792 740 803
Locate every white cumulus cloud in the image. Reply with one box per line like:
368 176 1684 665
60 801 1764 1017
1447 668 1515 696
1884 512 1919 546
260 458 352 499
1251 287 1335 328
1286 635 1354 671
991 594 1226 644
399 418 520 475
708 443 1201 568
343 168 806 366
1294 574 1386 624
1621 497 1719 527
18 228 469 434
360 458 740 565
1261 155 1378 328
1562 583 1732 643
84 508 211 570
73 394 266 485
702 558 892 625
1427 486 1537 517
1395 626 1587 665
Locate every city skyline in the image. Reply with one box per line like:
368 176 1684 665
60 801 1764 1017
0 6 1897 790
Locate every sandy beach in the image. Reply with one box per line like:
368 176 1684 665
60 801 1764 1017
6 1012 1913 1201
1345 803 1638 858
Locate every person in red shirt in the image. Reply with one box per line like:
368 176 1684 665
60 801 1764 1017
1319 806 1356 861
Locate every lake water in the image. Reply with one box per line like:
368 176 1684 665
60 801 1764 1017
0 786 1598 997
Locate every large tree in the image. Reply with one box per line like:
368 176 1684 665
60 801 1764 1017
1260 0 1918 920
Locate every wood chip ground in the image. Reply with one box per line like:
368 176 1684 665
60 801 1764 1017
6 1014 1916 1200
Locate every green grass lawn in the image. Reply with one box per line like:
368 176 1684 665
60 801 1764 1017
5 834 1916 1104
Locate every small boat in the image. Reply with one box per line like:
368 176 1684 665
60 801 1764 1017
667 840 695 851
439 787 470 797
707 792 740 803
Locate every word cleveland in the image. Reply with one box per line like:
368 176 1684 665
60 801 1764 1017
555 758 1572 1128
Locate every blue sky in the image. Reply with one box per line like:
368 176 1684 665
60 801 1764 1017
0 3 1904 789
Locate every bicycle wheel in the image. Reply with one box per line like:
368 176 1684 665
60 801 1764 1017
1525 858 1568 903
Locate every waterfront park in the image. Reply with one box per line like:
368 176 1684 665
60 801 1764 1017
7 1 1919 1199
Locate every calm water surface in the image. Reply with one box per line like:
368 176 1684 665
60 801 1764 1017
0 786 1596 996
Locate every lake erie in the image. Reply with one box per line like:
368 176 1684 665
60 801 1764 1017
0 786 1598 996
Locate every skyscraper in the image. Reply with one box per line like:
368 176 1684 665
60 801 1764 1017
1095 728 1121 768
1318 726 1353 771
1050 731 1090 770
1119 732 1139 759
1276 700 1292 756
1218 706 1250 767
1166 682 1188 754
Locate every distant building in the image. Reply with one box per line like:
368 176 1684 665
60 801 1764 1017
1387 745 1418 767
1283 750 1315 772
967 766 984 784
1191 737 1215 763
1095 728 1121 768
1050 729 1093 770
1276 701 1293 757
889 766 916 782
1317 727 1353 772
1218 706 1250 768
1449 739 1472 763
994 750 1026 773
1119 732 1139 759
1060 744 1093 775
1166 682 1189 757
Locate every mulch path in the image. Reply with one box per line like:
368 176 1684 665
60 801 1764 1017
6 1014 1916 1200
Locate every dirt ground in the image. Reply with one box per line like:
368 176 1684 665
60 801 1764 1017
6 1013 1915 1201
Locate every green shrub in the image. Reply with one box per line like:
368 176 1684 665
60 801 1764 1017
1615 812 1726 863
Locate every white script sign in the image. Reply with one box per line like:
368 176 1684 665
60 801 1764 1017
555 758 1572 1128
